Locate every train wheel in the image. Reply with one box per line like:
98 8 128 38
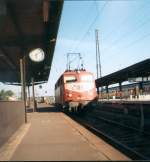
68 106 72 112
75 106 78 113
76 104 84 115
76 106 80 113
79 103 83 111
63 105 69 113
71 107 75 113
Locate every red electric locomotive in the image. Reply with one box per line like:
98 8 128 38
55 69 97 112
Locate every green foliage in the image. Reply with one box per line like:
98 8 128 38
0 89 14 100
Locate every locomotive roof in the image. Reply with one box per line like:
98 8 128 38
55 70 94 86
96 58 150 87
63 69 93 75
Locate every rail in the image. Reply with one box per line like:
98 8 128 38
67 109 150 160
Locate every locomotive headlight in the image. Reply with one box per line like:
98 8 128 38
68 93 72 97
89 91 93 95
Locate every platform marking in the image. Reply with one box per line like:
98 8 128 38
0 123 31 161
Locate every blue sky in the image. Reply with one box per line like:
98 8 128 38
1 0 150 96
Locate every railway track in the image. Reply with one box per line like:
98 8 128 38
67 109 150 160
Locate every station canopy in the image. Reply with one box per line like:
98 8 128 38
0 0 64 85
96 58 150 88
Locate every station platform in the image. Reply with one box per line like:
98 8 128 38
0 104 130 161
98 99 150 104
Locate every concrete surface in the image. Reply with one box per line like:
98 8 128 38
1 105 130 161
0 101 25 146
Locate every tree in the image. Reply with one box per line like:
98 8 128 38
0 89 14 100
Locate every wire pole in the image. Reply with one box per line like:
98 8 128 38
95 29 102 96
95 31 99 79
32 78 36 112
95 29 102 78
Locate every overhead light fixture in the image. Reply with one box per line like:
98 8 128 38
50 38 56 43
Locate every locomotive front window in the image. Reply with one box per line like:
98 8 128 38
80 75 93 82
64 76 77 83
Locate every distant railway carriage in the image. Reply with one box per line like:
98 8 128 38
55 69 97 111
44 96 55 105
100 81 150 99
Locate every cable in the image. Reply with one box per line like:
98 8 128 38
103 1 149 42
123 31 150 50
110 12 150 47
102 1 150 52
73 2 95 38
103 2 150 52
108 29 150 57
73 1 108 52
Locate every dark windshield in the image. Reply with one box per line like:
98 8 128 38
64 76 77 83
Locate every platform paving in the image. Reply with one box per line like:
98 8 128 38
2 105 130 161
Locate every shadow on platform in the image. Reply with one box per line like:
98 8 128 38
37 106 60 113
26 104 60 113
26 108 34 113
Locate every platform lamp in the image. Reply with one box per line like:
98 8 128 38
20 48 45 123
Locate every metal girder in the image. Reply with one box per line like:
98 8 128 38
0 35 45 47
6 1 27 57
43 0 49 23
6 1 22 37
0 47 17 70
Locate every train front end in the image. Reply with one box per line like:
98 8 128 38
63 70 97 111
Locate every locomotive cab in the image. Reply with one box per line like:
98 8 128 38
63 70 97 111
55 70 97 112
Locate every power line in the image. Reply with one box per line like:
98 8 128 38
70 1 95 46
110 14 150 47
103 1 149 42
73 1 108 52
109 29 150 57
123 31 150 50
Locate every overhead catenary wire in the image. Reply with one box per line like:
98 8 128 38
103 2 150 52
102 1 150 42
73 1 108 52
122 30 150 50
107 28 150 57
108 14 150 50
70 1 96 45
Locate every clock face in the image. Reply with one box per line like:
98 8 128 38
29 48 45 62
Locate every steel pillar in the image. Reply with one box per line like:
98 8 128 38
139 82 143 95
106 85 109 100
20 58 27 123
27 85 30 108
119 82 122 99
32 78 36 112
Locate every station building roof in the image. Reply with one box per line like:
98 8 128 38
0 0 64 85
96 58 150 87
